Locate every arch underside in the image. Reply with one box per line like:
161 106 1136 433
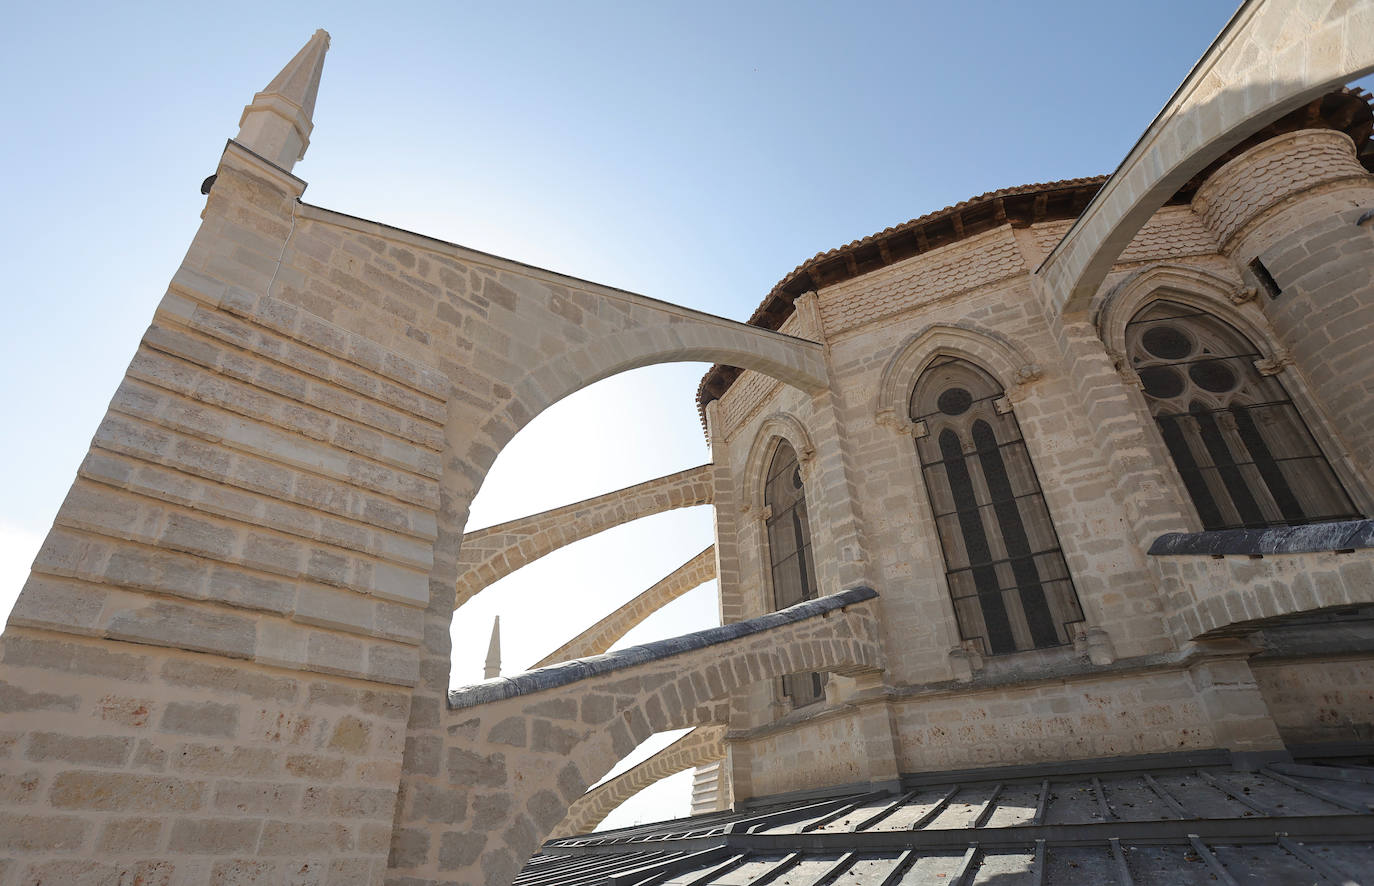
454 465 714 609
1038 0 1374 315
549 724 726 838
431 589 883 885
534 545 717 668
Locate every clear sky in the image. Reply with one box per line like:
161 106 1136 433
7 0 1354 830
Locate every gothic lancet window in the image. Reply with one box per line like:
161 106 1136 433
764 440 824 707
911 359 1084 656
1127 300 1359 530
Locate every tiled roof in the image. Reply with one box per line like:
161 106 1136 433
696 88 1374 429
519 753 1374 885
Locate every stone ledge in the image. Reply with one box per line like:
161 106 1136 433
1148 519 1374 557
447 586 877 710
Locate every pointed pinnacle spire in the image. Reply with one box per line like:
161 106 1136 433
236 29 330 172
483 616 502 680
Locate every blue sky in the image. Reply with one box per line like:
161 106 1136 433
4 0 1338 827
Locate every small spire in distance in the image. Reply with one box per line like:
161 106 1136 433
236 29 331 172
484 616 502 680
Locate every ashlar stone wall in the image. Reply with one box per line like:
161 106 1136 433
707 113 1374 804
0 129 830 882
1199 129 1374 489
1252 657 1374 746
388 592 884 885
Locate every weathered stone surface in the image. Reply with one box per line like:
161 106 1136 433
160 700 240 738
448 587 877 709
2 15 1372 886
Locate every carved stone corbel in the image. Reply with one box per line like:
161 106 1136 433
1013 363 1044 386
1229 285 1258 305
1107 349 1145 390
1075 627 1117 666
875 407 916 436
1254 350 1294 376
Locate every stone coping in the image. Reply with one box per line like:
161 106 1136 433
448 586 877 710
1147 519 1374 557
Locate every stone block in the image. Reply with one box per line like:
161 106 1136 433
98 817 163 852
408 782 467 824
106 599 257 660
214 780 302 815
172 743 276 776
257 820 351 854
23 860 174 886
0 680 79 714
387 827 430 869
439 830 485 870
446 748 506 788
2 634 147 680
50 770 206 812
285 753 347 780
169 817 262 853
25 733 133 766
160 658 299 704
161 701 240 738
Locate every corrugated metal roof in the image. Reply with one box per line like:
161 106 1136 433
521 756 1374 884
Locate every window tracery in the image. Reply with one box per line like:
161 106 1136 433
1126 300 1359 530
911 358 1083 656
764 440 824 707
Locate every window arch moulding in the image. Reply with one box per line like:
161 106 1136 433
1096 263 1260 365
742 412 817 515
875 322 1045 435
749 428 828 709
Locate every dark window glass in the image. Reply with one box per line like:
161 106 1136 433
765 441 825 707
911 359 1084 656
1248 258 1283 300
1127 300 1359 530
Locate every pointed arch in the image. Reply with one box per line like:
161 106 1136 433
549 725 725 839
493 324 827 471
742 412 817 510
742 413 826 708
1095 263 1272 363
875 322 1043 433
1098 263 1373 523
